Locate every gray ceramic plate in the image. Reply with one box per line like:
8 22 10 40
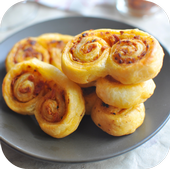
0 16 170 163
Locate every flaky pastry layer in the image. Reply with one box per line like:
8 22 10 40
62 29 164 84
5 37 50 72
91 98 145 136
96 75 156 108
31 59 85 138
3 59 47 115
3 59 85 138
37 33 73 71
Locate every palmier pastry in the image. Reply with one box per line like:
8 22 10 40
96 75 156 108
62 29 164 84
3 58 85 138
91 98 145 136
37 33 73 71
61 30 110 84
33 60 85 138
5 37 50 72
2 59 46 115
105 29 164 84
82 86 98 115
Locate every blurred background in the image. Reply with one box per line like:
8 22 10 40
0 0 169 54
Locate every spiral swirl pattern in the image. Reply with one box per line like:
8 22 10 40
62 31 110 84
5 37 50 72
62 29 164 85
3 59 85 138
13 73 35 102
2 59 46 115
70 36 109 63
106 29 164 84
111 39 147 65
40 88 66 123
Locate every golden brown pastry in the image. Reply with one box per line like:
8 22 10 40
106 29 164 84
33 59 85 138
61 30 110 84
96 75 156 108
5 37 50 72
2 59 46 115
3 58 85 138
82 86 98 115
62 29 164 84
37 33 73 71
91 98 145 136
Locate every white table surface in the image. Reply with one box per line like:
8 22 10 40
0 1 170 169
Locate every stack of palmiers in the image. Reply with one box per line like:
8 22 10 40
2 29 164 138
61 28 164 136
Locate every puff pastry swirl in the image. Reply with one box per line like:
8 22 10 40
62 29 164 84
2 59 46 115
37 33 73 71
96 75 156 108
61 30 110 84
3 58 85 138
32 60 85 138
106 29 164 84
5 37 50 72
91 98 145 136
